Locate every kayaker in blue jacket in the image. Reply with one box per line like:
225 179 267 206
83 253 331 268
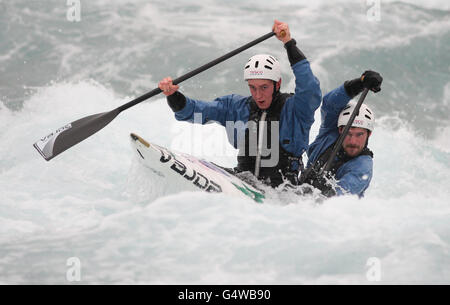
158 20 322 187
300 70 383 197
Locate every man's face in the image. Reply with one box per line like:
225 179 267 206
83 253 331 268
340 127 371 157
247 79 280 110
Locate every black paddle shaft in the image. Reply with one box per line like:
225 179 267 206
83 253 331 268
34 31 278 161
117 32 276 113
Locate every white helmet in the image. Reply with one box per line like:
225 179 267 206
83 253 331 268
337 101 375 132
244 54 281 82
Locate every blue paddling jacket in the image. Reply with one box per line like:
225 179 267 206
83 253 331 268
306 85 373 197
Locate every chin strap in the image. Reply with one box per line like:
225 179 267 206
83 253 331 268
272 81 280 101
254 111 267 178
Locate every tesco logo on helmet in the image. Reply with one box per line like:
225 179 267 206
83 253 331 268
354 119 364 126
249 70 264 75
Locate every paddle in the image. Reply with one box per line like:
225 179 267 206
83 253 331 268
33 31 281 161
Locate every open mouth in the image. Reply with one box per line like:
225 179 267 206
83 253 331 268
256 100 268 107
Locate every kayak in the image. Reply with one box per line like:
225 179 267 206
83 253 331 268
130 133 265 203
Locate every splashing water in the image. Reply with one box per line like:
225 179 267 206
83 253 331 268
0 0 449 284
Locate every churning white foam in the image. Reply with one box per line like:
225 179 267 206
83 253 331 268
1 81 449 284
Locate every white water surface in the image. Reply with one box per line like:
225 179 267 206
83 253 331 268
0 0 449 284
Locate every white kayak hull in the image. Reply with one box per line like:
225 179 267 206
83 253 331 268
130 133 265 203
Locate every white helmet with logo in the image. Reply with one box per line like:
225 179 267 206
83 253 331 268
244 54 281 82
337 101 375 132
